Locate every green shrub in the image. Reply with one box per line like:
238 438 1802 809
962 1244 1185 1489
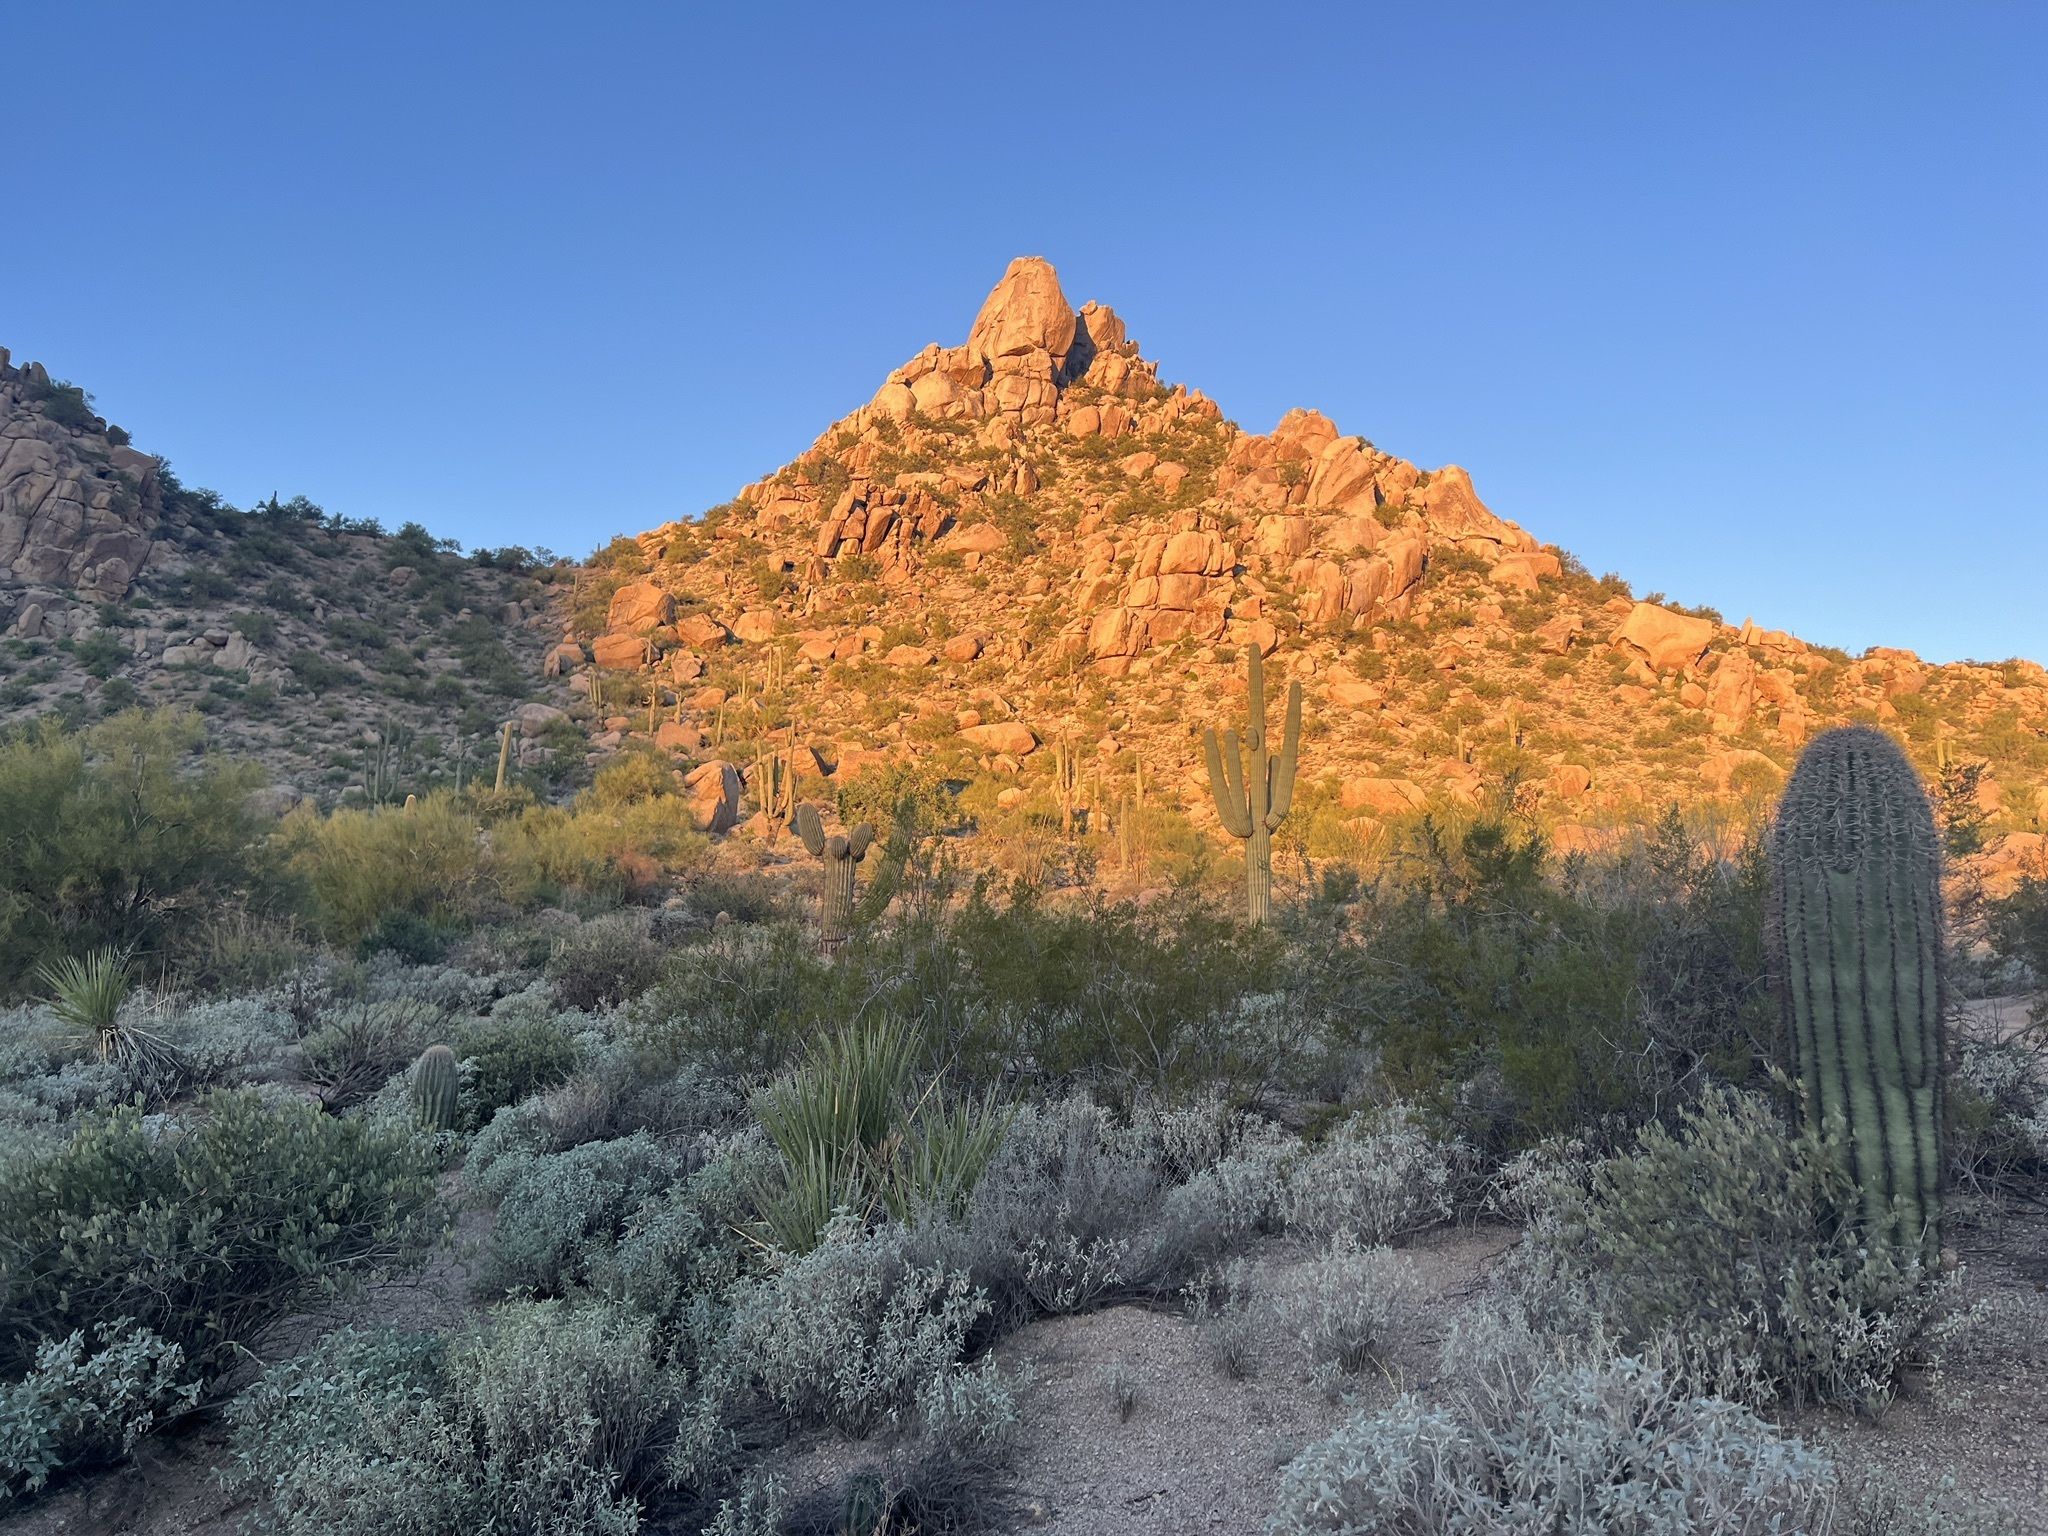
0 711 269 998
477 1133 685 1297
284 793 492 945
457 1014 582 1130
1 1321 199 1498
228 1302 716 1536
1346 813 1770 1153
731 1216 999 1438
545 913 663 1012
0 1093 439 1383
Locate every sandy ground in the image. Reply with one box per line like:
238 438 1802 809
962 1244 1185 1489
994 1225 1518 1536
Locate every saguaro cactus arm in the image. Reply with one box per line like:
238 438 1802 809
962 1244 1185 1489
1265 680 1303 830
1204 728 1254 837
795 803 826 857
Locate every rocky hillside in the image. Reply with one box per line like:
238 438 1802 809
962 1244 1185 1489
567 257 2048 887
0 348 577 801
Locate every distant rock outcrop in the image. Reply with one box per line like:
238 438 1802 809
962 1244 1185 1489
0 348 162 600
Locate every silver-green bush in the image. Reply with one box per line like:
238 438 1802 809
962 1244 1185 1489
1271 1354 1837 1535
1509 1088 1939 1415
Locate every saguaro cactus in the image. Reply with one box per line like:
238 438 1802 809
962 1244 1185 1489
412 1043 460 1132
494 720 514 793
1203 646 1301 925
1052 734 1081 839
753 732 798 842
796 803 875 945
1769 725 1946 1266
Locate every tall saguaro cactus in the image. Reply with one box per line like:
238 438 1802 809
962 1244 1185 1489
1769 725 1946 1267
796 803 875 946
1203 645 1302 925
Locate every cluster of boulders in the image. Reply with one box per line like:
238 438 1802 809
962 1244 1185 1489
1 345 170 663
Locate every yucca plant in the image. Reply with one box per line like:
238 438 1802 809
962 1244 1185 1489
754 1017 922 1170
38 948 174 1079
875 1091 1014 1225
749 1018 1010 1252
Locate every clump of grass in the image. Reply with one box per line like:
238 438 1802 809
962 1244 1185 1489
1097 1363 1143 1422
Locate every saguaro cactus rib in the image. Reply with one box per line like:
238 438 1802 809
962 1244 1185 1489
1201 646 1301 925
1769 724 1945 1266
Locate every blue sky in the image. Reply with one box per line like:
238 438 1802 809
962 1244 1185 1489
7 4 2042 664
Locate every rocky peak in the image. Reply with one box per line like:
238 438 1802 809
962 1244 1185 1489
1 347 163 602
965 255 1079 372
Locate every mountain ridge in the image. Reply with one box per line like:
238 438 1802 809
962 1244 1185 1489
4 259 2045 896
566 256 2047 886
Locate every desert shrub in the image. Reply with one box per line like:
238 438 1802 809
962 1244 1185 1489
909 1095 1230 1327
546 912 664 1012
1511 1088 1939 1415
157 995 303 1086
0 1321 199 1498
1280 1103 1460 1244
477 1133 686 1297
301 994 443 1112
731 1216 997 1438
1949 1037 2048 1196
1347 813 1771 1154
284 793 493 945
0 1092 439 1383
935 881 1284 1101
631 921 841 1076
229 1302 716 1536
1270 1235 1420 1389
588 1132 770 1327
787 1353 1021 1536
456 1013 583 1130
0 711 270 997
493 795 705 904
1271 1353 1837 1535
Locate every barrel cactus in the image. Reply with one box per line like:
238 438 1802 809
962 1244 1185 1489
412 1043 461 1132
1768 725 1946 1265
795 804 875 946
1202 645 1301 925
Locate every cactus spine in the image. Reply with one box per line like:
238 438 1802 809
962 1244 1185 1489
412 1043 460 1132
1769 725 1946 1266
1202 646 1301 925
796 803 875 946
